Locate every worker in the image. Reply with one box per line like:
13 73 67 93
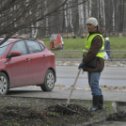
105 37 111 60
78 17 106 111
61 35 64 50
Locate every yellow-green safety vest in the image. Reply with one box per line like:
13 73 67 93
84 33 105 59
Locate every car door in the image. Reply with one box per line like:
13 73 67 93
6 40 31 87
25 40 47 85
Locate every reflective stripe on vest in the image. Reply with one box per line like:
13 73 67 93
84 33 105 59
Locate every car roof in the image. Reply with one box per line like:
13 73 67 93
0 38 45 47
0 38 20 45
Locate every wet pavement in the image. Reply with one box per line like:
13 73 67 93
55 65 126 89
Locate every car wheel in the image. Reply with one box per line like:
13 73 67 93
41 69 55 91
0 72 9 95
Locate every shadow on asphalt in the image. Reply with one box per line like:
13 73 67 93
8 90 42 95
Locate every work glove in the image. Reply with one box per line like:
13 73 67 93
78 62 85 69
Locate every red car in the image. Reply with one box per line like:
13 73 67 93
0 38 56 95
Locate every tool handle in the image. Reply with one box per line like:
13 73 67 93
66 69 81 105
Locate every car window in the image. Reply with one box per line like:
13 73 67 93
39 42 45 51
0 40 10 56
26 40 42 53
11 40 27 54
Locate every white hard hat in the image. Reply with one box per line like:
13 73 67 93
105 37 109 41
86 17 98 26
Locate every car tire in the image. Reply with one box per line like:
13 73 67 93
0 72 9 95
41 69 55 91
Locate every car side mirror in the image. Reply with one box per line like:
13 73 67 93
7 51 22 59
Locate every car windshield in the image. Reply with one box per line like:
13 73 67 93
0 40 10 56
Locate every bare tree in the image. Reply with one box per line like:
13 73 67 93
0 0 68 44
0 0 126 45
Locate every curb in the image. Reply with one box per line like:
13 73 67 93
56 60 126 67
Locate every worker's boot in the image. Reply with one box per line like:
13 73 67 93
90 95 103 112
98 95 104 110
90 95 99 112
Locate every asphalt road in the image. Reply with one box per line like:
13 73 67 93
56 65 126 89
9 65 126 101
10 65 126 92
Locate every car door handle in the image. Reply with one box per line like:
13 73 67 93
25 58 32 62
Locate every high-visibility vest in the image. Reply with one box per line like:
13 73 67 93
84 33 105 59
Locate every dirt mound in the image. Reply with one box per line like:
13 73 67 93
0 104 93 126
107 112 126 121
46 104 92 116
0 106 44 120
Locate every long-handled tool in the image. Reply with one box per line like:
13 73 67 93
66 69 81 105
50 69 82 114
